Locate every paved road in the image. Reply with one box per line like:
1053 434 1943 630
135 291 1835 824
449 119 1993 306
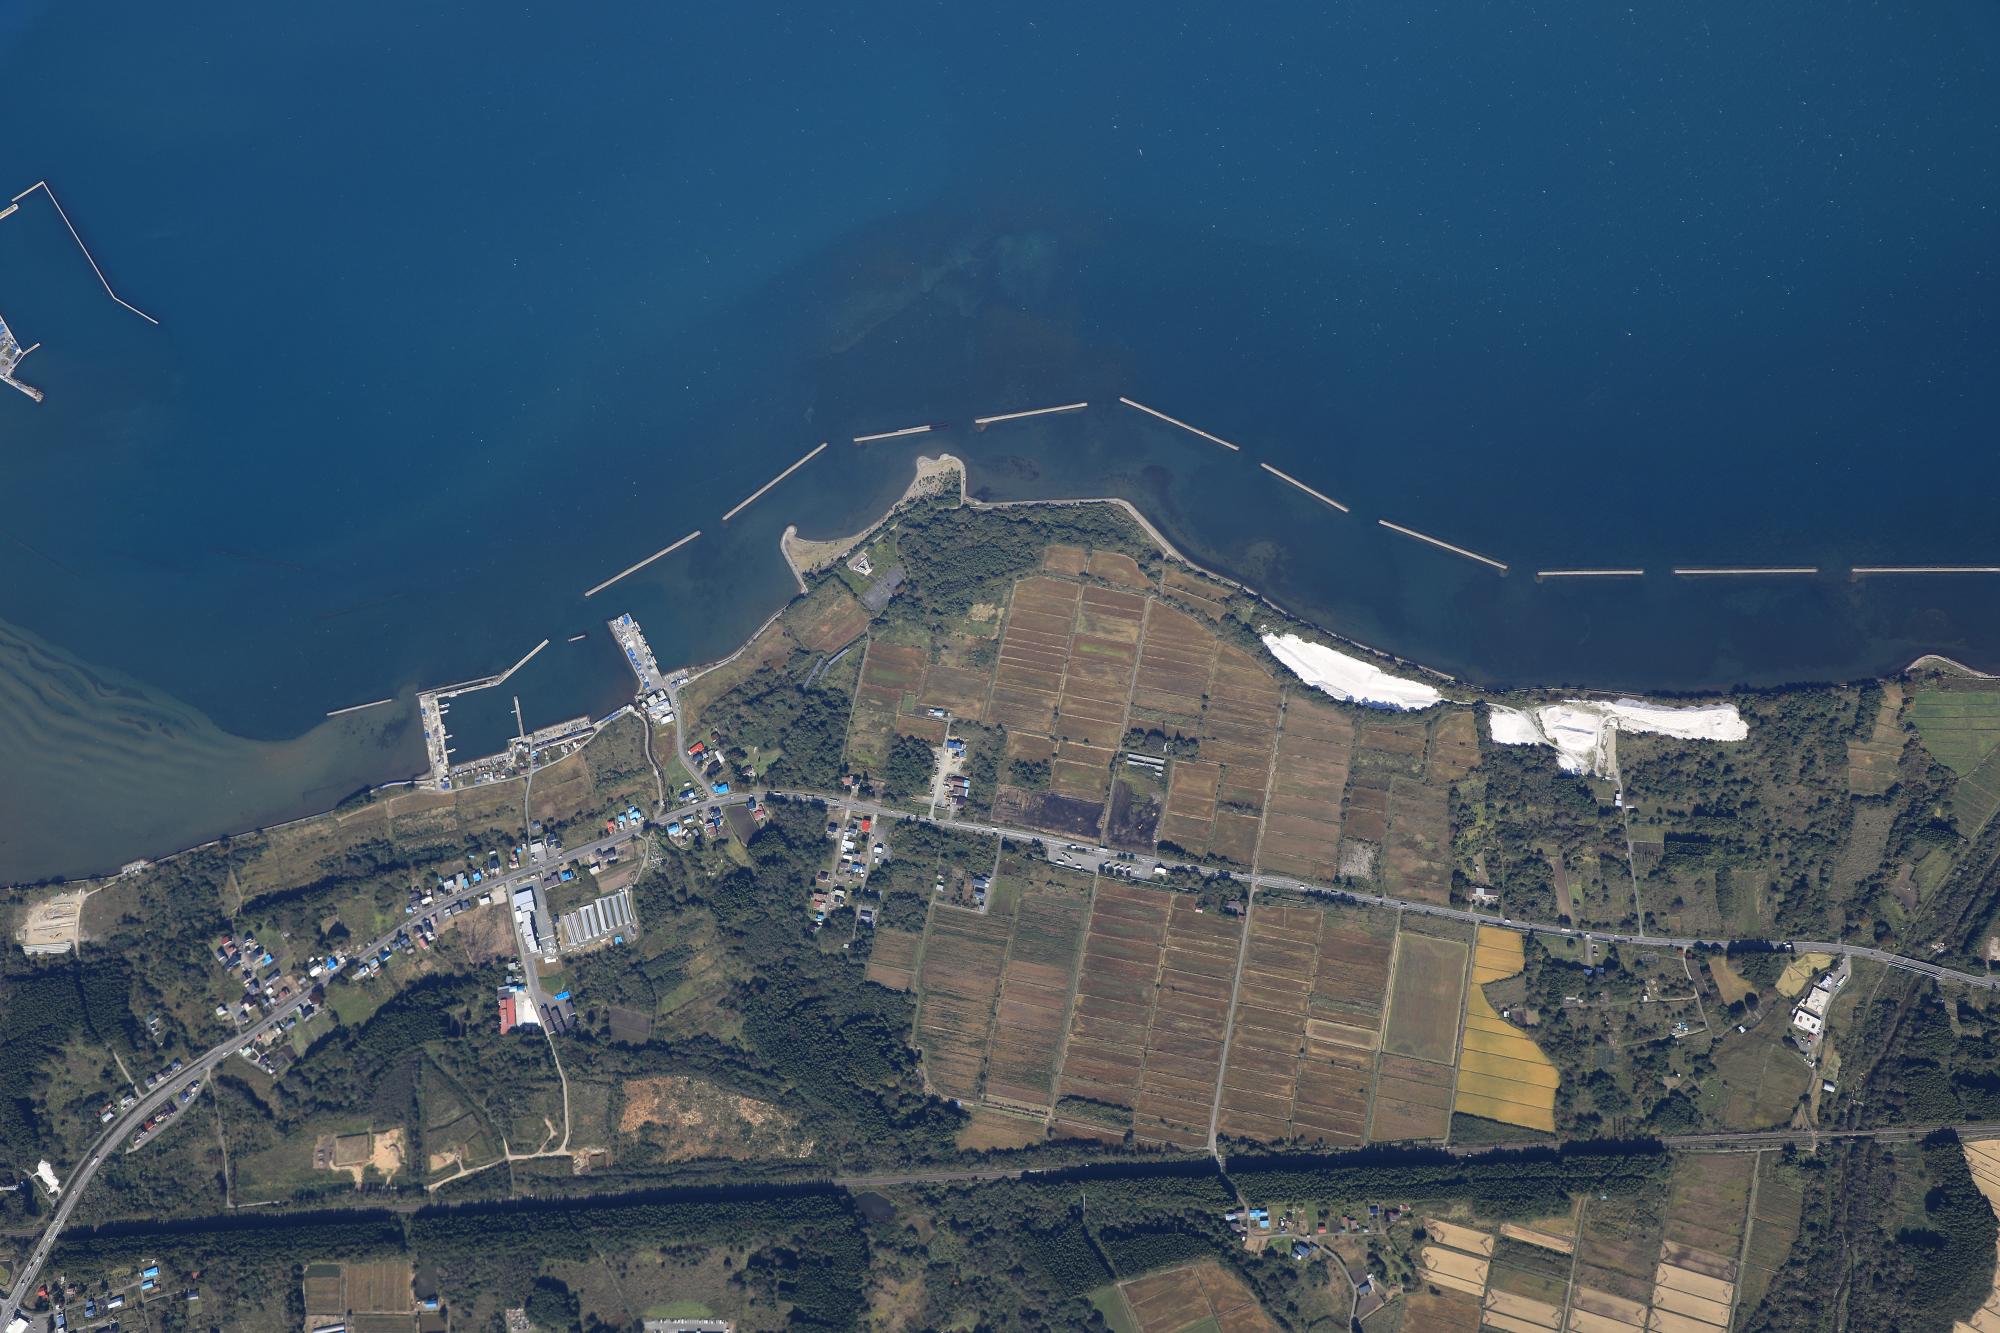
11 782 1997 1322
771 789 2000 994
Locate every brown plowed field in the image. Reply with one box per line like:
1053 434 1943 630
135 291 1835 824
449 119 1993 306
1056 881 1171 1111
1162 565 1231 620
1217 903 1321 1143
920 663 994 722
1043 544 1089 575
1369 1050 1457 1140
1055 588 1145 744
864 928 922 991
1258 698 1354 880
913 906 1012 1101
1311 905 1396 1027
1132 898 1241 1147
1204 646 1282 816
988 577 1080 733
1159 758 1221 854
983 888 1090 1110
1130 603 1217 729
1052 741 1117 803
1088 549 1151 589
1384 776 1453 905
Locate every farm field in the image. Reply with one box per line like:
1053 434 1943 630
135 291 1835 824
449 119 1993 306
1910 678 2000 775
1732 1152 1804 1319
1257 697 1353 881
1053 877 1173 1132
1214 895 1401 1147
1131 897 1243 1149
1453 929 1558 1133
1845 681 1906 796
848 638 930 771
1112 1259 1281 1333
1382 931 1467 1064
982 860 1092 1112
864 928 922 991
1046 879 1242 1148
1215 900 1324 1143
987 576 1080 735
911 903 1015 1101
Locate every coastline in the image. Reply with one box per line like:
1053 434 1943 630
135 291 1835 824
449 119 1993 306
7 453 1986 893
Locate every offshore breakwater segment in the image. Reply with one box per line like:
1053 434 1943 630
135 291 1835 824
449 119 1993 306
478 389 2000 793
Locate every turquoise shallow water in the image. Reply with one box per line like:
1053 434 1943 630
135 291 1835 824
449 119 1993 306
2 2 1998 881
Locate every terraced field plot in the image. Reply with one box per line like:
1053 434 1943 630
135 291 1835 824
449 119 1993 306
864 928 921 990
1368 1051 1456 1140
912 905 1013 1100
1055 879 1174 1128
1159 758 1222 855
1131 898 1243 1149
1161 564 1231 620
1216 902 1323 1143
1736 1153 1805 1319
1129 602 1215 732
1051 740 1119 803
848 639 929 770
1845 681 1905 796
1295 905 1395 1144
1454 928 1558 1132
1055 586 1147 748
1113 1259 1280 1333
987 576 1081 733
1088 548 1151 589
983 870 1091 1112
1258 697 1353 881
1203 645 1284 865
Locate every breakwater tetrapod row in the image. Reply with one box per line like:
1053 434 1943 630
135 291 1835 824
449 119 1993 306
413 391 2000 773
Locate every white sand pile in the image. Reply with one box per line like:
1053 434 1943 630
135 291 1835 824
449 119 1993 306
1488 699 1747 776
1262 633 1444 711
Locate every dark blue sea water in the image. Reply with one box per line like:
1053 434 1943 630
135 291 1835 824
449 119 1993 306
3 2 1997 881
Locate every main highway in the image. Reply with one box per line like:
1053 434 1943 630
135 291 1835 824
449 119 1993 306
9 778 1999 1323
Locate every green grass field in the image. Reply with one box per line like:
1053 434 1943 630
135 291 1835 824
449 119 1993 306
1909 684 2000 775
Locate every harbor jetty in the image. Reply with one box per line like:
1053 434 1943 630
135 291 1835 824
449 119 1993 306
10 180 159 325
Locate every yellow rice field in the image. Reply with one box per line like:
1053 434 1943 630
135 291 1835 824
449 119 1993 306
1453 928 1559 1132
